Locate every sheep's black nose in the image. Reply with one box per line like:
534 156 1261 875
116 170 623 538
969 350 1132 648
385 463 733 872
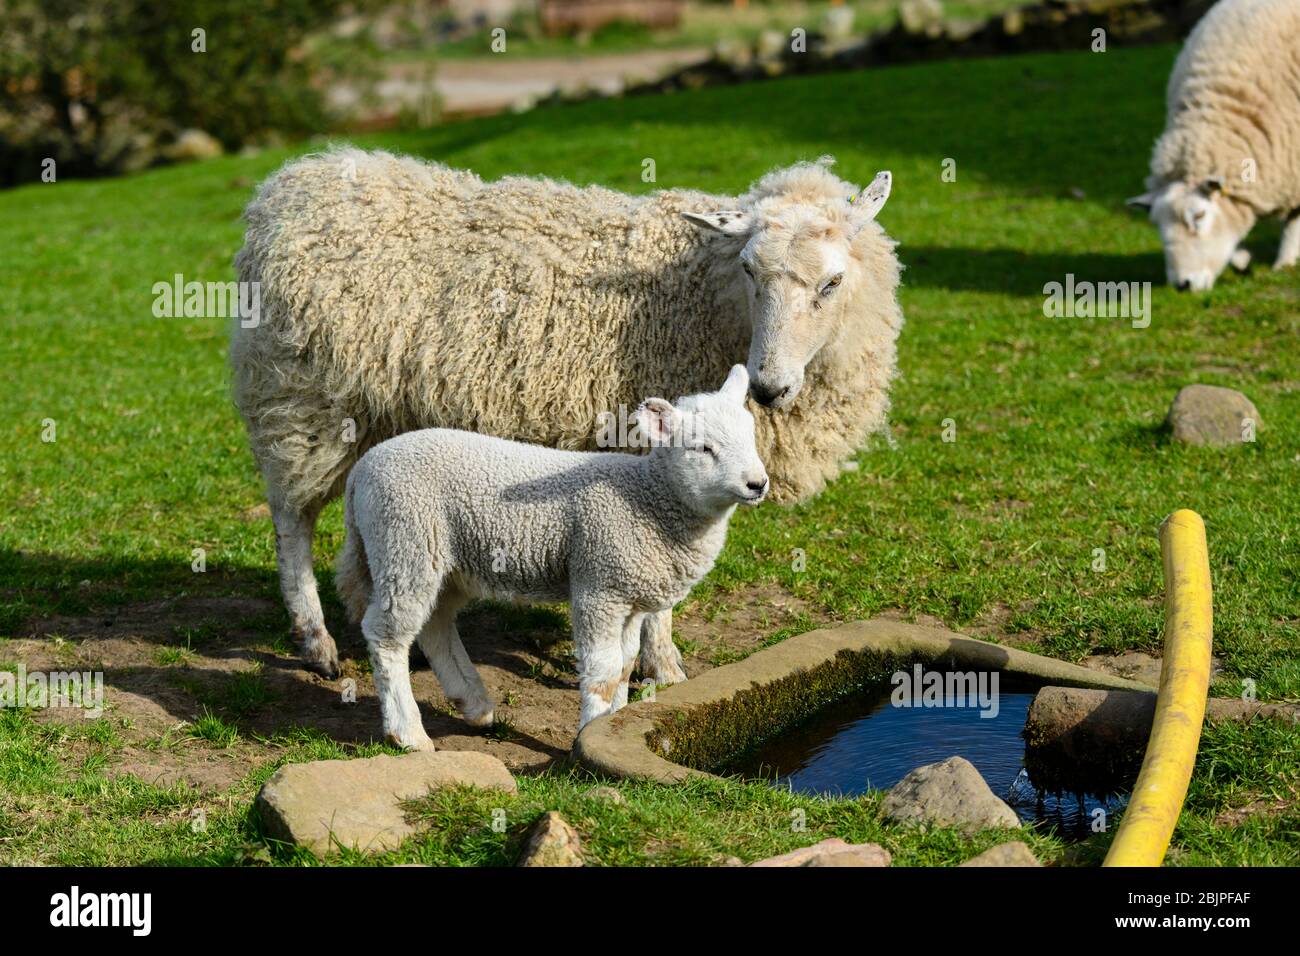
747 477 769 494
1176 279 1191 291
751 384 790 407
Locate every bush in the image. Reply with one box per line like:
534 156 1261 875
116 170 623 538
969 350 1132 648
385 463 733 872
0 0 382 186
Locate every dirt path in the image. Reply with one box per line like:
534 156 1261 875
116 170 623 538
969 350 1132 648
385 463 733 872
332 48 710 121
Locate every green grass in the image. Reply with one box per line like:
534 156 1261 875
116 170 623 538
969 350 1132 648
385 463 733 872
2 42 1298 864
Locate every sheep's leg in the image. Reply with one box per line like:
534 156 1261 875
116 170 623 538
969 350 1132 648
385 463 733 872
572 595 631 730
269 496 339 680
1275 210 1300 270
417 597 495 728
362 594 434 751
612 612 645 713
637 609 687 686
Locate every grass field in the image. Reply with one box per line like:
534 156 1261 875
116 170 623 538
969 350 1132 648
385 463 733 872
2 42 1298 865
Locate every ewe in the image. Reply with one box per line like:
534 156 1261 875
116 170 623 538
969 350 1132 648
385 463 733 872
233 149 901 685
1129 0 1300 290
335 366 766 749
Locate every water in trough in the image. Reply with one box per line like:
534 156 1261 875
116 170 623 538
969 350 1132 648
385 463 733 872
728 684 1128 839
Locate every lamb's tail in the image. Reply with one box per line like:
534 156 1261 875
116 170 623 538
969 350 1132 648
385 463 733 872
335 477 373 625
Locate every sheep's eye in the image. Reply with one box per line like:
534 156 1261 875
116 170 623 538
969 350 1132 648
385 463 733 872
741 261 755 279
697 444 715 457
820 273 844 296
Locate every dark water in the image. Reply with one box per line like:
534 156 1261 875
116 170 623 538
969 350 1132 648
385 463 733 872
729 687 1127 839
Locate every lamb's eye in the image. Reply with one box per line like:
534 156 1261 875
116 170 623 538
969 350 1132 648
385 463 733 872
697 444 715 457
742 262 755 279
820 273 844 296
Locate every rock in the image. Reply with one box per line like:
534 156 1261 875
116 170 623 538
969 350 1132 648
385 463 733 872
713 36 753 68
164 128 223 162
899 0 944 35
1082 650 1164 686
755 29 787 59
585 785 626 805
749 838 891 867
960 841 1041 867
1167 384 1260 447
881 756 1020 834
1024 686 1300 794
255 750 516 857
518 811 584 867
944 17 983 42
822 6 856 42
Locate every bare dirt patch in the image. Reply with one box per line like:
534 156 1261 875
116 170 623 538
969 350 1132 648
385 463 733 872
10 582 825 792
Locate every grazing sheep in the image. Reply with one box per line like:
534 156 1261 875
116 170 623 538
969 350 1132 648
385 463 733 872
232 148 901 685
1127 0 1300 290
336 366 767 749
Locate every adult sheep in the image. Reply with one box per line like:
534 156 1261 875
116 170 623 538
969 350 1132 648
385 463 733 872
232 148 902 686
1128 0 1300 291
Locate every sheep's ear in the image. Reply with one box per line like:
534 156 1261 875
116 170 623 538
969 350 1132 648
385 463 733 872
635 398 679 447
1126 192 1155 211
720 364 749 404
849 171 891 224
682 210 752 236
1198 176 1226 197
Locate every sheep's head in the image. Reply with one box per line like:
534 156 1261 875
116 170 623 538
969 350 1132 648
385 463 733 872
636 365 768 513
1128 177 1255 291
683 162 892 409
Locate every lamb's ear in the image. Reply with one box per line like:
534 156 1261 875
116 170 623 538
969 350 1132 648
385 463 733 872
682 210 752 236
720 364 749 404
849 171 891 224
635 397 679 447
1126 192 1156 211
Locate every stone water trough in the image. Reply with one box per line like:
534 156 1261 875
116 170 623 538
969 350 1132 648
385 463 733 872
575 618 1153 784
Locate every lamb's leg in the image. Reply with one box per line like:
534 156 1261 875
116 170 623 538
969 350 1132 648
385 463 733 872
612 612 645 713
416 598 495 728
1275 210 1300 270
269 496 339 679
572 595 630 730
362 595 434 751
637 609 687 686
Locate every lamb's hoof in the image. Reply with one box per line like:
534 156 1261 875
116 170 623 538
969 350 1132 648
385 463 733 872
649 662 688 686
297 627 340 680
387 731 436 752
302 650 340 681
455 698 496 728
1272 258 1296 271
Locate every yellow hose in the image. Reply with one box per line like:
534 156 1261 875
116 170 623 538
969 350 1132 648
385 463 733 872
1103 509 1213 867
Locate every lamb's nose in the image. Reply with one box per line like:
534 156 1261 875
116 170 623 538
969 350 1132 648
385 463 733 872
751 384 790 407
746 477 769 494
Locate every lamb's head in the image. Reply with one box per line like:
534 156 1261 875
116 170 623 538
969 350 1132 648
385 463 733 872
1128 177 1255 291
683 161 892 409
637 365 768 513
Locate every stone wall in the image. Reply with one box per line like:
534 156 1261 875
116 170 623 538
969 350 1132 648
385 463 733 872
606 0 1217 101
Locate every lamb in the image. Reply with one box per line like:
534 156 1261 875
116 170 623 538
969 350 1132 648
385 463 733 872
232 147 902 686
1127 0 1300 291
335 366 767 749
